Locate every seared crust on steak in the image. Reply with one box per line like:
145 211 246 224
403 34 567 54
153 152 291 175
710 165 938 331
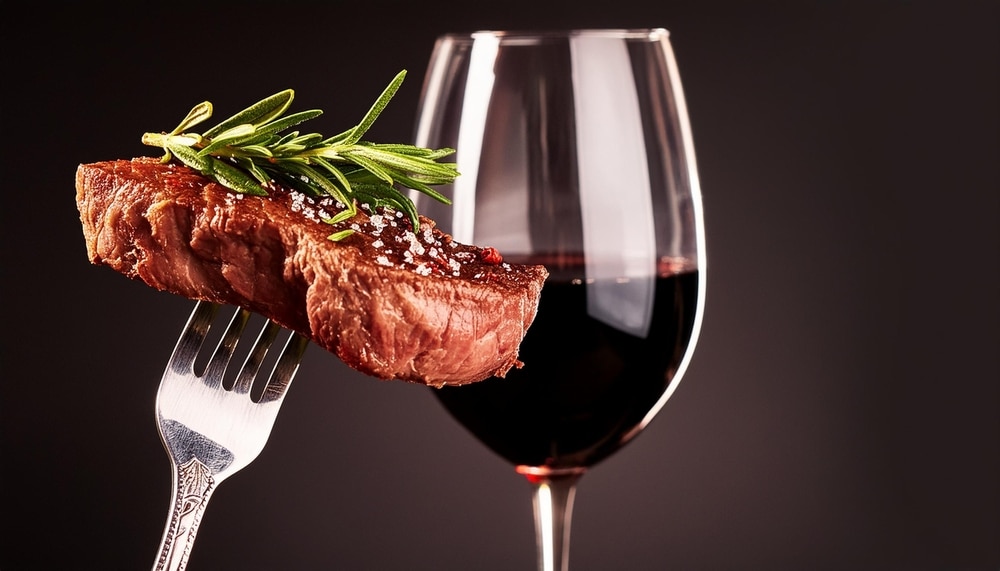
76 157 547 387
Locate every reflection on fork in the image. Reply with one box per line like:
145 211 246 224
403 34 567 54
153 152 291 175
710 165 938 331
153 301 308 571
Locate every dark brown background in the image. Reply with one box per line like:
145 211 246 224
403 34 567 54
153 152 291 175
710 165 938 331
1 2 997 569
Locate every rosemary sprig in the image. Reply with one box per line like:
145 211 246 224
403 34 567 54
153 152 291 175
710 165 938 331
141 70 456 240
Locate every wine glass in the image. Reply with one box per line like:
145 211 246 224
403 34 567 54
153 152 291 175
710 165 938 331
411 29 706 570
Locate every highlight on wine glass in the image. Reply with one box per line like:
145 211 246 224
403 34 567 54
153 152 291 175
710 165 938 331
412 28 706 571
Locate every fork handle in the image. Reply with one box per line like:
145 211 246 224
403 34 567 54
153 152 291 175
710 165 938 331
154 458 218 571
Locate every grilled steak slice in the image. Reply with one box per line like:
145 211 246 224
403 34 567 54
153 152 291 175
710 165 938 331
76 157 547 387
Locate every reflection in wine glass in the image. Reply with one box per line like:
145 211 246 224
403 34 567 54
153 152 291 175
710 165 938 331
413 29 706 570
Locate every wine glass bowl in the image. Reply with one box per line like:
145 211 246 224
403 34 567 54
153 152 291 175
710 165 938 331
433 258 699 476
413 28 705 570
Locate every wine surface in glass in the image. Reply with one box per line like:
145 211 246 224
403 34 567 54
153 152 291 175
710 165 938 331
433 258 699 473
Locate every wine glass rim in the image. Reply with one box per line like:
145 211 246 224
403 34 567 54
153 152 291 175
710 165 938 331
439 28 670 42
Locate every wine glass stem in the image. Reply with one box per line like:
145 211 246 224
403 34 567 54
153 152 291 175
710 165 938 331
527 472 582 571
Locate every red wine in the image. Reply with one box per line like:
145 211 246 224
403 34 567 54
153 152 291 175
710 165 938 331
432 267 700 472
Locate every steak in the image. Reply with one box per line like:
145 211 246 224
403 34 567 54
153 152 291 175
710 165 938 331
76 157 548 387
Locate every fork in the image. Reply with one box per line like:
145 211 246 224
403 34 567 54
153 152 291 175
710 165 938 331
152 301 309 571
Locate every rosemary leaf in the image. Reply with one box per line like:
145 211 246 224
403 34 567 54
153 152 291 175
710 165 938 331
165 141 212 171
327 229 356 241
256 110 324 138
170 101 213 135
339 151 396 185
282 161 352 206
342 70 406 145
198 125 258 156
202 89 294 139
210 158 269 196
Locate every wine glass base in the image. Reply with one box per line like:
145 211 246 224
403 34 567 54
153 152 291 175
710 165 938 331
516 465 588 480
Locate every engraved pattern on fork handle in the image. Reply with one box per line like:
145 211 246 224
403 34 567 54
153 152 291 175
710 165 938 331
154 458 217 571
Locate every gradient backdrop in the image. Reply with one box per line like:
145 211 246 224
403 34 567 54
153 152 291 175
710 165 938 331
2 2 997 570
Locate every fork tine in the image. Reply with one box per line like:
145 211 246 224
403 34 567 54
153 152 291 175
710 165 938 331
230 319 281 395
165 301 218 375
201 307 251 387
258 332 309 404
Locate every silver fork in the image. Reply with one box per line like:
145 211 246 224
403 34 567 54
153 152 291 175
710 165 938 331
152 301 309 571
